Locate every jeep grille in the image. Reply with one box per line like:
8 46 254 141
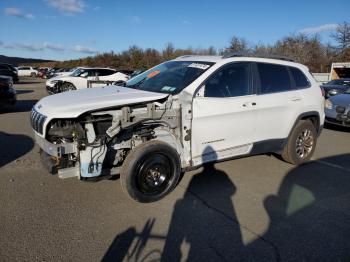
30 108 46 135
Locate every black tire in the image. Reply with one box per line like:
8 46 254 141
281 120 317 165
120 140 181 203
60 82 76 92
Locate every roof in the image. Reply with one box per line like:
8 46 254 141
173 54 306 69
174 55 223 63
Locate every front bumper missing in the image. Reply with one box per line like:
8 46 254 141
35 133 77 157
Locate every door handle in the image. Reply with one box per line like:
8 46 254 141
291 97 302 101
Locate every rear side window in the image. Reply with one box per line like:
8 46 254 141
289 67 310 88
256 63 291 94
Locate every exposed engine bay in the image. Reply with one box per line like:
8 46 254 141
41 97 182 179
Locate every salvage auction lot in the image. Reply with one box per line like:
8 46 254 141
1 79 350 261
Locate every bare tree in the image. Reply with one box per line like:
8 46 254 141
331 22 350 51
226 36 248 52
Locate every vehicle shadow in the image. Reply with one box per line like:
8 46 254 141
324 122 350 132
15 81 43 85
0 99 37 113
247 153 350 261
15 89 34 95
0 131 34 168
102 152 350 261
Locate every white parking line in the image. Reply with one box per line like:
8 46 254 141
313 159 350 173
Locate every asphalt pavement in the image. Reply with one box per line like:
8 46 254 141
1 78 350 262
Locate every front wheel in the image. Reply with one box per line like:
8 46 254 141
120 141 181 203
281 120 317 165
60 82 76 92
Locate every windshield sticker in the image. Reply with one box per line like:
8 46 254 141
147 70 160 78
188 63 210 70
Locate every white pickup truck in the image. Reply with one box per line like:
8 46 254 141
31 54 324 202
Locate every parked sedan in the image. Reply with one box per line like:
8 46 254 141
0 75 16 106
325 88 350 127
321 78 350 98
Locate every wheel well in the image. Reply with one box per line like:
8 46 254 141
301 114 320 133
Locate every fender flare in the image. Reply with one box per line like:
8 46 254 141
287 111 322 139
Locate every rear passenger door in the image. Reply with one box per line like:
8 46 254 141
253 62 304 142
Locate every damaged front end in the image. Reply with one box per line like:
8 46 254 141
33 96 182 179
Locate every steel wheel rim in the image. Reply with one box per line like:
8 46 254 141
295 128 314 159
136 153 173 195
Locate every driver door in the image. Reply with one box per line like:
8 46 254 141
191 62 257 165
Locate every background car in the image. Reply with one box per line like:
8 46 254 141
321 78 350 98
17 66 38 77
52 68 74 77
46 67 131 93
0 63 19 82
0 75 16 106
325 87 350 127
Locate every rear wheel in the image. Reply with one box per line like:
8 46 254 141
281 120 317 165
30 72 36 77
120 141 181 203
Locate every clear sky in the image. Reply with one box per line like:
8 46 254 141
0 0 349 61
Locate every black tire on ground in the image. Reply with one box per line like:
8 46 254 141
60 82 76 92
281 120 317 165
120 140 181 203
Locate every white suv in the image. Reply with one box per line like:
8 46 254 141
31 54 325 202
17 66 38 77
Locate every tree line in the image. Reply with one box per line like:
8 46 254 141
54 22 350 73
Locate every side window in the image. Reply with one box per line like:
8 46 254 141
204 63 250 98
257 63 291 94
99 69 115 76
87 70 98 77
289 67 310 88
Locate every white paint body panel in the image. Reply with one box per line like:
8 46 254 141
191 95 257 162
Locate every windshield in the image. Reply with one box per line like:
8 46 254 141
327 79 350 86
70 68 86 77
124 61 214 94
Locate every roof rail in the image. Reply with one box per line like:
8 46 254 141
222 51 295 62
